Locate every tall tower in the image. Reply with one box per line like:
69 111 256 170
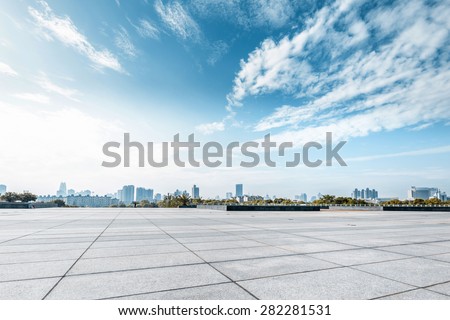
192 185 200 199
236 184 243 197
121 185 135 205
57 182 67 197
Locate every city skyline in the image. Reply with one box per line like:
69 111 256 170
0 0 449 199
3 181 448 202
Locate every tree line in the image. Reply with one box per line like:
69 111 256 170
0 192 37 203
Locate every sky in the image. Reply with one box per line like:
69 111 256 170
0 0 449 199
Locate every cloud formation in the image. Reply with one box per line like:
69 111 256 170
35 72 79 101
155 0 201 42
28 1 123 72
114 26 137 57
223 0 450 143
132 19 160 40
0 62 18 76
195 121 225 135
190 0 297 29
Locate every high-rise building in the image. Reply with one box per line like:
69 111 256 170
192 185 200 199
121 185 135 204
67 189 75 196
154 193 162 202
174 189 187 197
0 184 6 195
66 195 118 208
78 190 91 196
352 188 379 199
236 184 243 197
294 193 308 202
136 187 154 202
57 182 67 197
408 186 446 200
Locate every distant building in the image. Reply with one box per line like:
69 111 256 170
77 190 91 196
154 193 162 202
136 187 154 202
121 185 135 204
0 184 6 195
37 195 65 203
67 189 75 196
57 182 67 197
295 193 308 202
66 195 118 208
226 192 233 199
408 186 447 201
236 184 243 197
352 188 378 200
192 185 200 199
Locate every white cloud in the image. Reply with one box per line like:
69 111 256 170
13 93 50 104
207 41 229 66
35 72 79 101
409 123 433 132
114 26 137 57
347 145 450 162
133 19 159 40
28 1 123 72
195 121 225 135
190 0 298 29
223 0 450 145
0 62 18 76
250 0 294 28
154 0 201 41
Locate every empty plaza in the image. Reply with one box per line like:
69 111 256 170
0 208 450 300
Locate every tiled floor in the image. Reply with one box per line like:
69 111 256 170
0 208 449 300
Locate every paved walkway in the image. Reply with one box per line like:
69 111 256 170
0 208 449 300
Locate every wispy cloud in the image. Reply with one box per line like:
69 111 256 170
190 0 297 30
154 0 201 42
195 121 225 134
221 0 450 143
207 40 229 66
28 1 123 72
114 26 137 57
35 72 79 101
13 93 50 104
249 0 295 28
347 145 450 162
0 62 18 76
131 18 160 40
409 123 434 132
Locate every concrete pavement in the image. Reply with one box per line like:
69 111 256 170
0 208 449 300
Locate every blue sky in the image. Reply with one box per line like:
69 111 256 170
0 0 449 199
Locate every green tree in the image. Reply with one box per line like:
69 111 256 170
20 192 37 203
178 194 191 206
0 192 20 202
52 199 66 207
1 192 37 203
